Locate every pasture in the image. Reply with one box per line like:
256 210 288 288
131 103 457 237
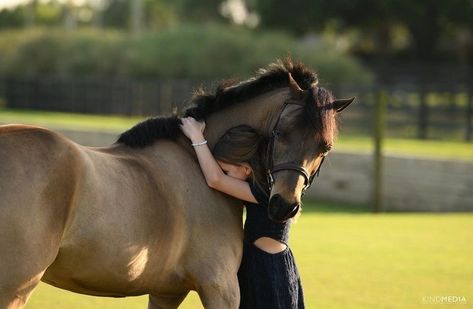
26 202 473 308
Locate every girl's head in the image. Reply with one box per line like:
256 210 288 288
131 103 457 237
213 125 264 182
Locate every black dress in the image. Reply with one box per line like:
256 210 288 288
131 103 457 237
237 181 305 309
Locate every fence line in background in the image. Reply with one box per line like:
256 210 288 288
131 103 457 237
0 75 472 141
1 75 471 212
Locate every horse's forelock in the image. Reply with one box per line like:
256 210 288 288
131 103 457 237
300 86 338 148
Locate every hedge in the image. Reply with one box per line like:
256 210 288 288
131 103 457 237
0 24 373 86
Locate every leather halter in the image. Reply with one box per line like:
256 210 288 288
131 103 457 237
265 99 325 194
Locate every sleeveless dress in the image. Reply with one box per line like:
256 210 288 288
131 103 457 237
237 181 305 309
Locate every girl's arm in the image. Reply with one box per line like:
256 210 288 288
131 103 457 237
179 117 257 204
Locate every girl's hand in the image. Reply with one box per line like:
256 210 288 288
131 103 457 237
179 116 206 142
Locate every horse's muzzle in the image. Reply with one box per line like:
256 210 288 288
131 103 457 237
268 194 301 223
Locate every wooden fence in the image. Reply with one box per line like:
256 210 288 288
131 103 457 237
0 75 472 141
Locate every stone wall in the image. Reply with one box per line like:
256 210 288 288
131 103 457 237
306 152 473 212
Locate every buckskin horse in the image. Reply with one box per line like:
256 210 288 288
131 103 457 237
0 59 353 308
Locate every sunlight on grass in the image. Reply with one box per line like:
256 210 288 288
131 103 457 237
292 210 473 308
27 286 202 309
0 108 145 132
337 134 473 161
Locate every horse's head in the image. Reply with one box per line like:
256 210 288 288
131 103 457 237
264 74 354 223
121 58 354 223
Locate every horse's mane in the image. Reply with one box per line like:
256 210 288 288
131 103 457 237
116 58 318 148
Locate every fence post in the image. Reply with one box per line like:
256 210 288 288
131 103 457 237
372 89 387 213
159 80 173 114
131 81 144 116
417 85 429 139
0 76 4 108
466 89 472 142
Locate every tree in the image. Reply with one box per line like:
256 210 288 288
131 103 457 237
250 0 323 33
101 0 129 28
252 0 473 61
101 0 178 31
174 0 225 22
390 0 473 60
0 6 25 29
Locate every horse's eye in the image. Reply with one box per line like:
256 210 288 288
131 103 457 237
273 129 284 139
321 143 332 155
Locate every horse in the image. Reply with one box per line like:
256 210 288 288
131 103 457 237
0 59 353 308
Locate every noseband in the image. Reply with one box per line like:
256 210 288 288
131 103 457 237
265 99 325 194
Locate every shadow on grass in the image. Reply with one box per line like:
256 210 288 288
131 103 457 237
301 199 371 213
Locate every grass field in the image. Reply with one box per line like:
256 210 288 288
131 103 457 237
0 108 142 132
1 108 472 161
25 202 473 309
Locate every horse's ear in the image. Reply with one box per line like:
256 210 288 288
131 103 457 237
288 73 304 99
332 97 355 113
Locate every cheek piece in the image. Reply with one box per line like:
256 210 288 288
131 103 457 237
265 99 326 195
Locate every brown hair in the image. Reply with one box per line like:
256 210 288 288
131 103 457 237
213 125 264 182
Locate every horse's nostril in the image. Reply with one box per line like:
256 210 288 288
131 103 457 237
270 194 281 204
268 194 299 223
287 203 300 218
268 194 282 220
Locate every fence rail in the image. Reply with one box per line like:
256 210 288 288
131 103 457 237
0 75 472 141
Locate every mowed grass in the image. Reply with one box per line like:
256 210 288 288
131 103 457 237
1 108 472 161
0 108 144 132
26 202 473 309
336 134 473 162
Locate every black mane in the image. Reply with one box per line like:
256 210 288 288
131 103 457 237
116 58 318 148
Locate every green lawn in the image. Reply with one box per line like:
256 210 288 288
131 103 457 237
336 134 473 161
1 108 472 161
0 108 143 132
26 202 473 309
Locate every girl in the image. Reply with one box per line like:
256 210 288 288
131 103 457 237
179 116 305 309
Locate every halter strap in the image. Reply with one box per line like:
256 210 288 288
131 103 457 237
270 164 311 186
265 99 323 192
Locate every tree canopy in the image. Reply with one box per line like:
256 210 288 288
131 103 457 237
0 0 472 63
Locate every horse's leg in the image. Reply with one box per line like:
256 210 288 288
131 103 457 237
0 211 61 309
0 216 61 309
148 292 189 309
0 271 46 309
0 127 78 308
0 196 66 308
197 274 240 309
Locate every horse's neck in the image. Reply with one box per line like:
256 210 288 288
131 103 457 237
170 88 290 158
204 88 290 147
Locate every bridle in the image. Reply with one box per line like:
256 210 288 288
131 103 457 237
265 99 325 194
